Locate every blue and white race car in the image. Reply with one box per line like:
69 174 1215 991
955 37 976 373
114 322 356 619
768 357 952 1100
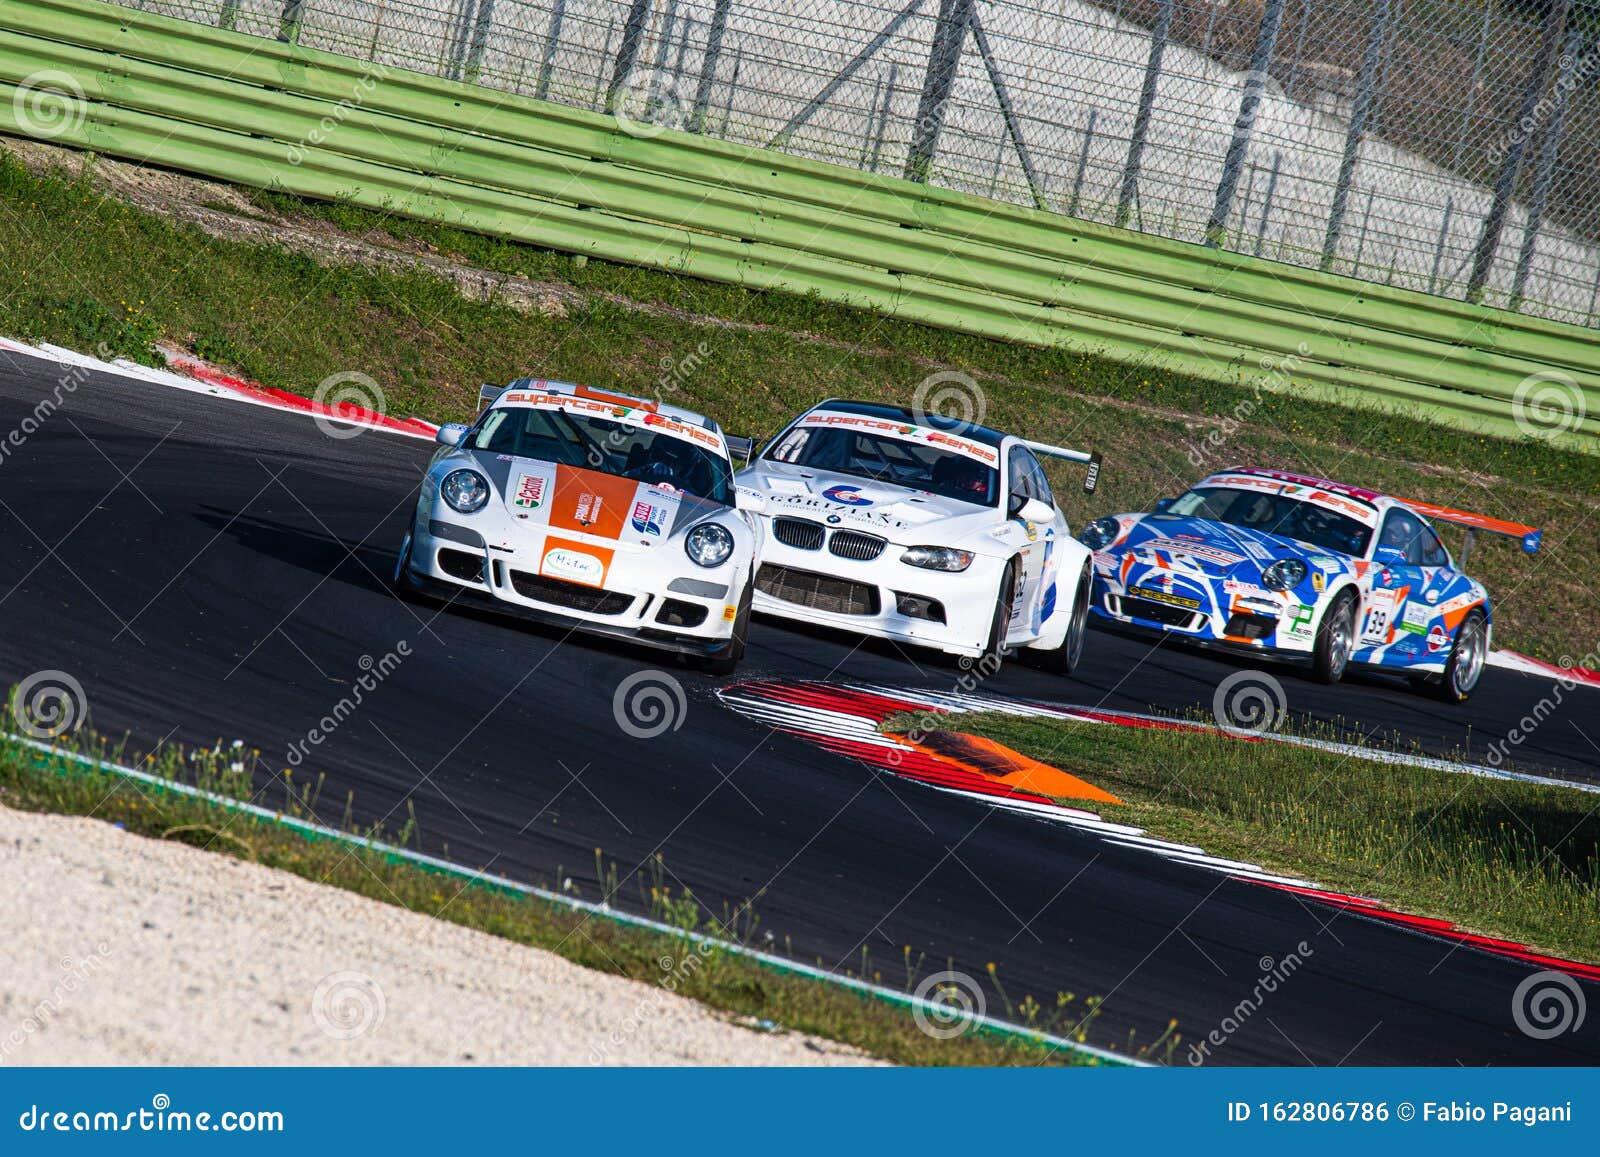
1078 468 1540 701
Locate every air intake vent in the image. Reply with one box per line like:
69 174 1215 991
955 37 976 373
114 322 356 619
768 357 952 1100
772 517 824 551
827 530 886 561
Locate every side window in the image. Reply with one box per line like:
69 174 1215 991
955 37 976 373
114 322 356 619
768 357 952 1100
1025 454 1056 509
1377 510 1425 565
1007 448 1034 507
1419 526 1450 568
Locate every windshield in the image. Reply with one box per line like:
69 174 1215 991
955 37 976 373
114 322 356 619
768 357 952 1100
471 405 733 505
1167 486 1373 557
764 424 998 507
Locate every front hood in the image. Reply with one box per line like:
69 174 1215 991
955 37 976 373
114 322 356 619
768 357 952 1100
1114 515 1327 576
738 462 991 536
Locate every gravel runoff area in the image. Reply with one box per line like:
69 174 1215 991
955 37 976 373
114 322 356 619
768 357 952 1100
0 805 876 1066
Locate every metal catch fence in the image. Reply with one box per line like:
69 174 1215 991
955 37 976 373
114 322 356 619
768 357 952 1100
120 0 1600 326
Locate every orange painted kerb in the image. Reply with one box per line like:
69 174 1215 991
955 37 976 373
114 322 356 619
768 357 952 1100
889 729 1125 805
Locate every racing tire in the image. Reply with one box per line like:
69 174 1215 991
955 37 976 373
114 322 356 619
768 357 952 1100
702 575 752 678
972 560 1018 677
1035 563 1093 676
1431 608 1488 704
1311 590 1356 685
391 530 423 600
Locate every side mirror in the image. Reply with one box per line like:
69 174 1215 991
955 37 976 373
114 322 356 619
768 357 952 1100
1374 544 1407 566
735 489 767 514
1016 497 1054 524
436 423 470 448
1152 497 1176 514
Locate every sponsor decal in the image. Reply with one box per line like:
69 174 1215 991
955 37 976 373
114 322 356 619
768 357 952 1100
1427 623 1451 652
1311 571 1325 593
575 491 603 526
1425 587 1441 604
723 604 738 621
512 473 546 510
1129 586 1202 611
1288 603 1315 637
541 546 605 586
798 411 999 465
1143 537 1246 568
822 484 872 506
631 499 666 536
497 390 724 453
1400 602 1432 634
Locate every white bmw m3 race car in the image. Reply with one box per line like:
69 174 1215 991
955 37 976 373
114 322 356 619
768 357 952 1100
394 379 762 673
734 399 1101 670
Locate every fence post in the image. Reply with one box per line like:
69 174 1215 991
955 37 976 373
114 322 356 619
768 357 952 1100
1204 0 1286 248
1320 0 1388 271
691 0 731 132
970 6 1045 209
771 0 926 148
464 0 496 83
1511 29 1583 311
1428 196 1454 294
1068 107 1097 217
277 0 304 44
607 0 654 114
1466 0 1572 304
1118 0 1172 229
904 0 975 183
535 0 567 101
1254 150 1282 256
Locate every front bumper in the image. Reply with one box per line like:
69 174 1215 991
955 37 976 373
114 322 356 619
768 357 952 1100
406 518 738 657
751 534 1006 657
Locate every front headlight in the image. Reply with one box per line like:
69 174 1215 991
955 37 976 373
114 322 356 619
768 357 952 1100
900 545 974 572
1078 516 1120 551
686 522 735 568
1261 558 1308 591
441 469 490 514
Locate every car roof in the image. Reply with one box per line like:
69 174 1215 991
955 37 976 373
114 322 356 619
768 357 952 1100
808 398 1009 449
1204 467 1390 508
501 378 721 433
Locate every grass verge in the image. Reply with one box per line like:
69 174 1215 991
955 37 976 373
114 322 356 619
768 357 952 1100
0 147 1595 661
888 712 1600 965
0 725 1177 1067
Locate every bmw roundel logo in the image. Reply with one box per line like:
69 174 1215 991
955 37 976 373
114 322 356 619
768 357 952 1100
827 514 842 524
822 484 872 506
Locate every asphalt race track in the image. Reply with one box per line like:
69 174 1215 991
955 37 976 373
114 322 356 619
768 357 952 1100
2 353 1597 1066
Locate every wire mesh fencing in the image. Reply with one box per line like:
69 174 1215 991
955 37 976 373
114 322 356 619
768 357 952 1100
106 0 1600 327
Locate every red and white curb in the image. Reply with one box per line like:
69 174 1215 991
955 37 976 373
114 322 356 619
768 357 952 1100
0 336 438 440
1488 648 1600 691
719 680 1600 982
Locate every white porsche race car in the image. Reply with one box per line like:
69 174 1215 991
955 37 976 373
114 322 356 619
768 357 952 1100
394 379 762 673
734 399 1101 670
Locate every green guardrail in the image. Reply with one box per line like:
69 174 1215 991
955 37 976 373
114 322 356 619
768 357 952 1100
1 0 1597 452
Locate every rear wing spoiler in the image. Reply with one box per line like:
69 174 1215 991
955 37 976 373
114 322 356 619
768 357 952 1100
1404 497 1541 561
478 383 506 413
1022 441 1102 494
724 435 757 465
